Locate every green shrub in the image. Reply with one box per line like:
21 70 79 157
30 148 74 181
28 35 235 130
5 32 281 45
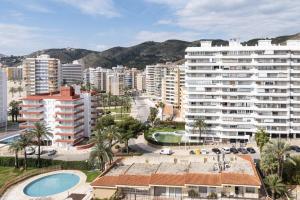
0 157 92 170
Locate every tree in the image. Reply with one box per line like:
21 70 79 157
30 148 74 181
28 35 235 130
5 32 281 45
193 118 207 144
158 102 165 121
9 140 22 168
102 125 121 148
264 140 296 178
9 100 21 122
9 87 16 98
16 86 23 97
117 117 146 153
28 122 53 168
148 107 158 126
255 128 270 152
260 152 279 176
265 174 287 199
89 141 113 170
18 133 33 170
96 115 115 130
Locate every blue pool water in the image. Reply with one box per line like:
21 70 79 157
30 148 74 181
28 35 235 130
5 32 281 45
23 173 80 197
0 134 20 144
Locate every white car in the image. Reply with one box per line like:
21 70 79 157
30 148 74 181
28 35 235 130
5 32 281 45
160 148 173 155
25 147 35 155
221 147 231 154
201 149 209 154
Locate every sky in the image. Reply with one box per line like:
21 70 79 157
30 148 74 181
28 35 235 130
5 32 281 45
0 0 300 55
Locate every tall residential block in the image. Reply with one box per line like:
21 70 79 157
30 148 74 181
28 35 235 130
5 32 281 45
23 54 61 95
184 39 300 143
161 65 185 108
136 72 146 92
61 60 84 85
0 69 7 127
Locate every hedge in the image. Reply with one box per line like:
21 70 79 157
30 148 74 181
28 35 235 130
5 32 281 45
0 157 92 170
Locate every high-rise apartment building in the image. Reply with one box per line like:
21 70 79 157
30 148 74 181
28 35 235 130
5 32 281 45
161 65 185 108
0 69 7 127
83 67 108 91
136 72 146 92
23 54 61 95
106 72 125 95
184 39 300 143
4 66 22 81
61 60 84 85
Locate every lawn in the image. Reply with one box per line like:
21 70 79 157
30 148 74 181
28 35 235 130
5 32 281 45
154 133 182 143
106 107 130 114
81 170 101 182
0 167 36 188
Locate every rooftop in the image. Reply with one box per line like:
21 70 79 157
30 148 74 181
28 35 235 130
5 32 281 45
91 155 261 188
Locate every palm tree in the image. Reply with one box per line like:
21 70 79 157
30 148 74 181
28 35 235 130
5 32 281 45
102 125 121 147
9 140 22 168
89 129 113 169
148 107 158 126
193 118 207 144
158 102 165 121
18 133 33 170
255 128 270 152
16 86 23 97
28 122 53 168
265 174 287 199
9 87 16 98
264 140 295 178
9 100 21 122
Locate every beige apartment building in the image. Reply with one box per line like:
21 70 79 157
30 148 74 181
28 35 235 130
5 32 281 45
161 65 185 108
23 54 61 95
136 72 146 92
106 72 125 96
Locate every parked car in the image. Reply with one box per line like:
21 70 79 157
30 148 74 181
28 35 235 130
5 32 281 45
189 150 195 155
290 145 300 152
230 147 239 154
212 148 221 154
201 149 209 154
247 147 256 154
221 147 231 154
25 147 35 155
238 147 248 154
47 149 57 156
160 148 173 155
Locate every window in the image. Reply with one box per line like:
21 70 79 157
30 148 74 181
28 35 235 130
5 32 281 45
245 187 256 193
169 187 182 197
199 187 207 194
154 187 167 196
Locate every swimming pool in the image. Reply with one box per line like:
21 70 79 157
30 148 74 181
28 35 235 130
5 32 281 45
23 173 80 197
0 134 20 144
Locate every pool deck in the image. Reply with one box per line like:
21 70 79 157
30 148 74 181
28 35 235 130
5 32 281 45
2 170 92 200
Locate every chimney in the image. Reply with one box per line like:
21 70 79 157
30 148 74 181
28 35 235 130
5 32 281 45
60 86 75 97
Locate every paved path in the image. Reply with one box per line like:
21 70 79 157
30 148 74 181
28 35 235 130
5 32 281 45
131 96 151 122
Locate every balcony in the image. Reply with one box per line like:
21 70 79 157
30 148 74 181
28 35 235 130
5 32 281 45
55 103 84 108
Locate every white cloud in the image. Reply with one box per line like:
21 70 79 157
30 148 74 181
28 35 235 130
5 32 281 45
135 30 199 43
59 0 120 17
25 3 53 13
147 0 300 39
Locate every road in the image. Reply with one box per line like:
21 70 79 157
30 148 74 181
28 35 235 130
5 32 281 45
131 96 151 122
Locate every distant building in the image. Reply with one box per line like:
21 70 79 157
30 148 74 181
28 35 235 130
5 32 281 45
106 72 125 96
61 61 84 85
4 66 22 81
136 72 146 92
23 54 61 95
20 86 98 147
161 65 185 108
91 155 262 200
0 69 7 128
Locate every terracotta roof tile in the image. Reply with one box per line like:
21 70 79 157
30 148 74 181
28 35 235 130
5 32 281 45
150 174 185 186
117 175 150 186
185 173 221 186
91 176 118 187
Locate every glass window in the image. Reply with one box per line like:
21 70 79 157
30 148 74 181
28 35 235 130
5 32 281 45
245 187 255 193
199 187 207 194
169 187 182 197
154 187 167 196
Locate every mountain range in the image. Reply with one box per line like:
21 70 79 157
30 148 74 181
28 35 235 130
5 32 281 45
1 33 299 69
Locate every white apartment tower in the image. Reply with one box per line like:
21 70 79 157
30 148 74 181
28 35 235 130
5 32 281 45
0 69 7 127
23 54 61 95
185 39 300 143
